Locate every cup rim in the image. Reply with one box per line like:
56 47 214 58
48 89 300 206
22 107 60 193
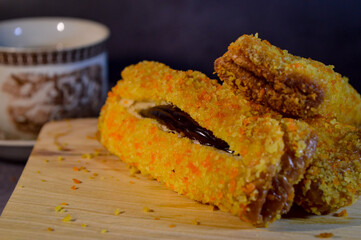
0 17 110 53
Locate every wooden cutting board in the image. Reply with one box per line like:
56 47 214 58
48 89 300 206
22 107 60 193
1 119 360 239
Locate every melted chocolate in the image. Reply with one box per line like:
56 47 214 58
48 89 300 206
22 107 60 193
139 105 233 154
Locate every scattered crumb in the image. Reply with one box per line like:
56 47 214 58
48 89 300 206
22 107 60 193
315 232 334 238
61 202 68 206
114 209 125 216
62 214 73 222
129 181 135 184
55 205 66 213
168 224 176 228
72 178 82 184
143 207 154 213
81 224 88 228
41 179 47 182
333 209 348 217
73 166 80 171
154 217 160 220
93 173 98 177
101 229 108 234
18 185 24 189
36 171 41 174
82 153 94 159
71 185 78 190
47 227 54 232
192 219 200 225
44 159 49 163
57 156 64 161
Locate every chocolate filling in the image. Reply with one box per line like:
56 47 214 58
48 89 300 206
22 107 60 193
214 53 324 118
138 105 233 154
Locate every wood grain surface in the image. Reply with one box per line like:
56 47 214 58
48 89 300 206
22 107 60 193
0 118 360 239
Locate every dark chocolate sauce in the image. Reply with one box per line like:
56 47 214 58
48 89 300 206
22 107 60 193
139 105 233 154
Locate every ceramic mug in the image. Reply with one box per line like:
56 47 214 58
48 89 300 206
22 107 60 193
0 17 110 140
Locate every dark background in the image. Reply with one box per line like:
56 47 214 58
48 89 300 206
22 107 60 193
0 0 360 92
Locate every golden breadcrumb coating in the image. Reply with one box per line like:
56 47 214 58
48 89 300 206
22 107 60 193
98 61 316 226
295 118 361 214
214 34 361 127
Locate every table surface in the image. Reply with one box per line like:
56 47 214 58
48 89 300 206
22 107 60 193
0 160 26 215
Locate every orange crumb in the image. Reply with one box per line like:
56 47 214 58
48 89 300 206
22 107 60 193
47 227 54 232
72 178 82 184
154 217 160 220
41 179 47 182
333 209 348 217
44 159 49 163
73 166 79 171
168 224 176 228
71 185 78 190
61 202 68 206
92 173 98 177
315 232 334 238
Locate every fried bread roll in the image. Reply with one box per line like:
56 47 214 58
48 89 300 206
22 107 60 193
214 34 361 126
295 118 361 214
98 61 316 226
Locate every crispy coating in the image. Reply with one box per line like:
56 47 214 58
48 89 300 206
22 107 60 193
295 118 361 214
214 34 361 126
98 61 316 226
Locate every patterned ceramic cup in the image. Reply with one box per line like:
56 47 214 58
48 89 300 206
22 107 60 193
0 17 109 140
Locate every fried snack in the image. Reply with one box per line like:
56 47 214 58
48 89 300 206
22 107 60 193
98 61 317 226
214 34 361 126
295 118 361 214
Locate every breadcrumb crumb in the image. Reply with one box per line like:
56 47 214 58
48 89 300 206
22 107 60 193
143 206 154 212
333 209 348 217
168 224 176 228
47 227 54 232
72 178 82 184
114 209 125 215
55 205 66 213
62 214 72 222
192 219 200 225
81 224 88 228
315 232 334 238
101 229 108 234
